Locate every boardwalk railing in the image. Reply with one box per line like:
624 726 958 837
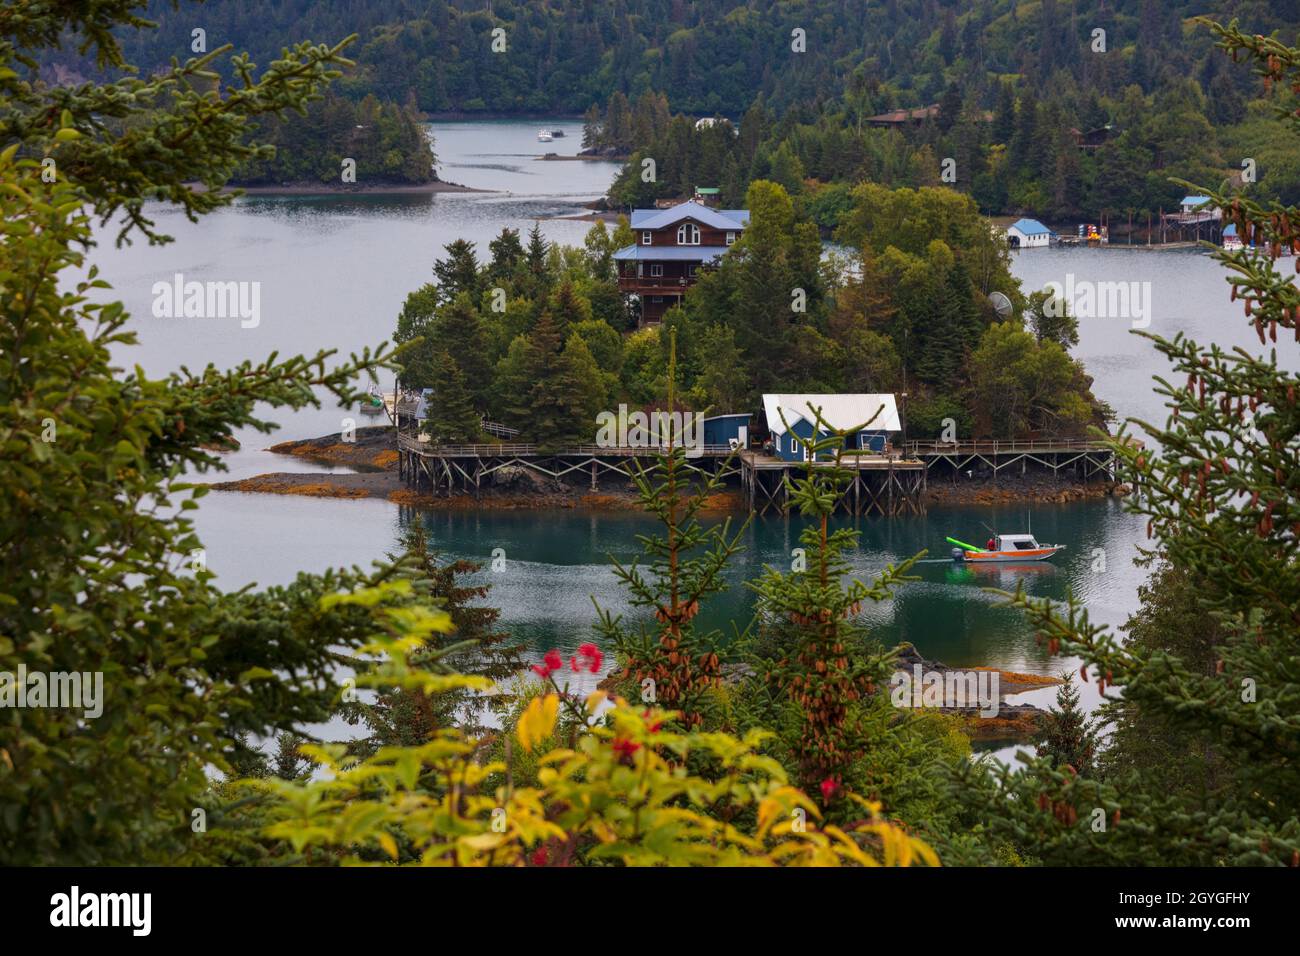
904 438 1110 456
398 436 738 457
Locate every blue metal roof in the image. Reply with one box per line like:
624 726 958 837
1181 195 1211 207
612 245 730 261
629 201 748 230
1223 223 1237 236
1008 217 1052 236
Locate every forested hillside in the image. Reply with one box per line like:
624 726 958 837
47 1 1292 117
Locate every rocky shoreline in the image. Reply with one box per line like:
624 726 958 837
926 472 1129 506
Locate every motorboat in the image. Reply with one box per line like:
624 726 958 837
947 534 1065 563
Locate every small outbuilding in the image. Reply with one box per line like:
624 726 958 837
701 413 750 450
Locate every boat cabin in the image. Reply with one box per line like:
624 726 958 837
991 534 1043 552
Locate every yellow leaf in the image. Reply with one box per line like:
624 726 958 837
517 694 559 753
377 832 398 860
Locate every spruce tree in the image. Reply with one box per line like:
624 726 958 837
1036 674 1102 776
433 292 493 409
594 331 747 728
432 238 481 304
424 351 482 444
749 405 917 793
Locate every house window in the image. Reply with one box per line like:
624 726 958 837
676 222 701 245
641 231 652 245
790 438 801 456
687 265 698 278
649 264 663 277
726 231 736 245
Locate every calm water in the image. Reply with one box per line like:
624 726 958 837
79 120 1275 721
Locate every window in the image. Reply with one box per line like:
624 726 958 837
649 264 663 277
687 265 697 278
790 438 801 456
726 231 736 245
676 222 701 245
641 231 652 245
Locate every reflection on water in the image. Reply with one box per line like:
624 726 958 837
389 498 1145 716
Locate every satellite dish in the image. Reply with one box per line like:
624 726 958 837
989 291 1013 318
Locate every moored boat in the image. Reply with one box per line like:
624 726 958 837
537 129 553 142
946 534 1065 563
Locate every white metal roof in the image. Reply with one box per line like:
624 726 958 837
762 393 901 436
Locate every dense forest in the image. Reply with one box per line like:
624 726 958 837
33 2 1300 220
589 64 1298 225
233 92 437 186
79 1 1289 117
396 179 1103 445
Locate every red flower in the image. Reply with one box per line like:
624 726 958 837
641 708 663 733
532 648 564 678
531 846 548 867
612 737 641 759
819 776 841 803
571 642 604 674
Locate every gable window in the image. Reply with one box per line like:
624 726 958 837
641 231 652 245
790 437 801 456
649 264 663 277
676 222 701 245
726 231 736 245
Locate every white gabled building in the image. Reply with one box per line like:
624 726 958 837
761 393 901 462
1006 218 1053 249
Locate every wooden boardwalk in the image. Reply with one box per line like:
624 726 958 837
903 439 1116 483
396 435 1117 515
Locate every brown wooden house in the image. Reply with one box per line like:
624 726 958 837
614 200 749 324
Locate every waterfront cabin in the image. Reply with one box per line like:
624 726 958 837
1006 218 1053 249
1178 195 1220 221
1223 223 1243 251
761 394 901 462
614 200 749 324
701 413 751 450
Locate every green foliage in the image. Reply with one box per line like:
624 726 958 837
4 6 360 244
0 145 413 861
1036 674 1102 777
968 322 1096 439
235 92 435 185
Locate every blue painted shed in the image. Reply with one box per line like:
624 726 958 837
702 413 750 449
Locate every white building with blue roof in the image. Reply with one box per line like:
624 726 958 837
1006 217 1054 248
